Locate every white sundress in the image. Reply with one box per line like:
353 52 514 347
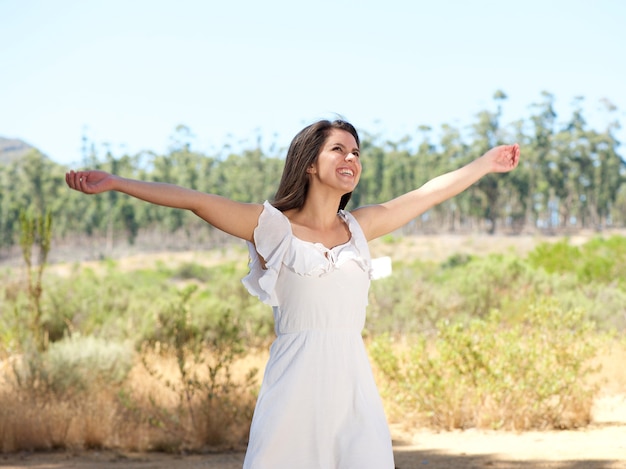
241 201 394 469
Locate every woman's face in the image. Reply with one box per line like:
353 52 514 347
308 129 361 195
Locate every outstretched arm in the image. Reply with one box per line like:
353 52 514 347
353 143 520 240
65 170 262 241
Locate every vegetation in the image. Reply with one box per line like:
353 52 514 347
371 302 600 430
0 255 261 453
0 92 625 258
0 90 625 453
1 232 625 452
18 209 52 352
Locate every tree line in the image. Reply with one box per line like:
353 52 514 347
1 91 625 254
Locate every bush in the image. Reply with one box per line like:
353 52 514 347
12 335 134 397
527 238 581 275
367 260 439 335
138 285 259 450
436 253 541 320
528 235 626 287
171 262 213 282
367 240 626 335
579 236 626 286
0 336 134 452
370 300 601 431
368 254 548 335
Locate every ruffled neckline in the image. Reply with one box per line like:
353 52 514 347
289 213 353 253
284 208 368 275
242 201 372 306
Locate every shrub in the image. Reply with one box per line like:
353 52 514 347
368 242 626 335
370 300 600 431
172 262 213 282
138 285 259 450
436 253 543 320
11 335 134 397
0 336 134 452
528 235 626 287
527 238 581 275
367 260 438 335
367 254 550 335
579 235 626 286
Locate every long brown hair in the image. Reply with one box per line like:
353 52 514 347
272 119 360 212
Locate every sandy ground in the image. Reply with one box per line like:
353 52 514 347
1 427 625 468
2 395 625 469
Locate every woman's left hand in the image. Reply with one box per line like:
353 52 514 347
484 143 520 173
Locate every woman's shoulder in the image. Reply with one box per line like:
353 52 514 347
253 201 291 238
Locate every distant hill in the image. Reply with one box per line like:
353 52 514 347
0 137 41 165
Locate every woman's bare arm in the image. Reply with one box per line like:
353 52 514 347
353 144 520 241
66 170 262 241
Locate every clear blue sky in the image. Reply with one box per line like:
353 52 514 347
1 0 625 165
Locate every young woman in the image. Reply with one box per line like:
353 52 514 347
66 119 520 468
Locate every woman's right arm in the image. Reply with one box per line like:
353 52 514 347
66 170 263 242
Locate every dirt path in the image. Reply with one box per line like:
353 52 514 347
2 426 625 469
3 415 625 468
4 375 625 469
394 424 626 468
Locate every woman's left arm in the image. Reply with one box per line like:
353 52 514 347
353 144 520 241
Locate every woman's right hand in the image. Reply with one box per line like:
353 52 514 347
65 170 117 194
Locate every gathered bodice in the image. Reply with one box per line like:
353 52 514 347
242 201 373 335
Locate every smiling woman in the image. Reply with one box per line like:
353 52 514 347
272 120 361 213
65 118 519 469
306 130 361 194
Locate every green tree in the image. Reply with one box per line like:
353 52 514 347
469 90 509 233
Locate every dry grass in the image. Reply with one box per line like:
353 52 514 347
130 348 264 450
1 340 624 454
369 334 626 432
0 348 262 454
0 386 123 452
46 245 249 278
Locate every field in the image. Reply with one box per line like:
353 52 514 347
1 232 626 468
